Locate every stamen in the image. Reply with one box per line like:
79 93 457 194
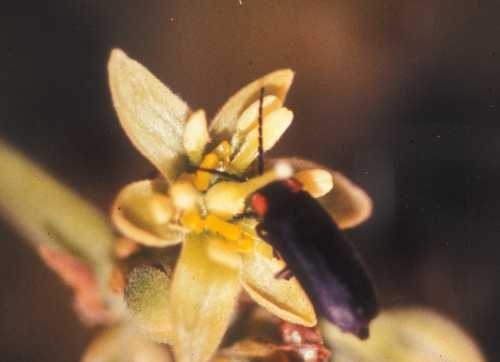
194 153 219 191
189 166 246 182
205 169 284 218
181 210 204 233
205 214 243 241
214 140 232 164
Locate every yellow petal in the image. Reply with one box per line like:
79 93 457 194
170 234 241 362
112 180 185 247
125 266 172 343
205 237 243 270
210 69 295 143
267 158 372 229
294 169 333 198
241 245 317 327
326 170 372 229
108 49 190 183
236 95 279 134
82 325 172 362
231 95 280 149
183 109 210 165
321 307 485 362
231 108 293 173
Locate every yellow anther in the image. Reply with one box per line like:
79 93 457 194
214 140 232 164
204 169 282 219
235 237 254 253
181 210 205 233
205 214 242 241
254 239 274 259
194 152 219 191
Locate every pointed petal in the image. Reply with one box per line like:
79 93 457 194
241 246 317 327
321 308 486 362
125 266 172 343
82 325 172 362
231 95 280 150
111 180 185 247
231 108 293 173
210 69 295 143
170 234 241 362
236 95 280 134
108 49 191 182
267 158 372 229
183 109 210 165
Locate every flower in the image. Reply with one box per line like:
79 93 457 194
107 49 373 362
321 307 486 362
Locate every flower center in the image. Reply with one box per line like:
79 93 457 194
170 140 286 259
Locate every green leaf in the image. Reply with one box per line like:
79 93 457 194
0 139 113 265
0 140 121 316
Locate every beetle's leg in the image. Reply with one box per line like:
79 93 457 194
275 266 293 280
256 223 268 239
273 248 282 260
232 210 258 221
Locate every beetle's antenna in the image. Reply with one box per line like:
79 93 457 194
186 165 247 182
258 87 265 175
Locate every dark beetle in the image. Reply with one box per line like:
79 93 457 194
250 178 378 339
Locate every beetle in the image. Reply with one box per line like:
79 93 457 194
250 177 378 339
249 87 378 339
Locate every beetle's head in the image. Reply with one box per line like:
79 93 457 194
251 178 303 217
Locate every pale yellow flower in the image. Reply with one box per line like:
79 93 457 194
107 49 372 362
321 307 486 362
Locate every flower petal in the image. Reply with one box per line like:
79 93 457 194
321 307 486 362
267 158 372 229
170 234 241 362
231 95 281 150
108 49 191 182
183 109 210 165
210 69 295 143
241 245 317 327
82 325 172 362
111 180 185 247
231 108 293 173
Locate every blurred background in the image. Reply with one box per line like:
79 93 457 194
1 1 499 360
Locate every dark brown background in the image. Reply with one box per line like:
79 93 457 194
1 1 500 360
